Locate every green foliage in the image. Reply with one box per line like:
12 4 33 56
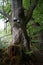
3 2 11 14
0 0 11 19
23 0 30 9
25 50 33 56
0 22 12 49
0 35 11 49
26 0 43 50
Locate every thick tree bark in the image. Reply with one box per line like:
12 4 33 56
9 0 39 54
10 0 30 51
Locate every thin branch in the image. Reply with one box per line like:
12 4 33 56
25 0 39 25
30 0 31 5
0 10 10 19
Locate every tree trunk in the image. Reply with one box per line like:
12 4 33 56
10 0 30 50
7 1 30 62
8 0 38 56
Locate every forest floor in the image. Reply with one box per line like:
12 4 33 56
0 47 43 65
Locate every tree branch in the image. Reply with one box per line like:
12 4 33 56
0 10 10 19
25 0 39 25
